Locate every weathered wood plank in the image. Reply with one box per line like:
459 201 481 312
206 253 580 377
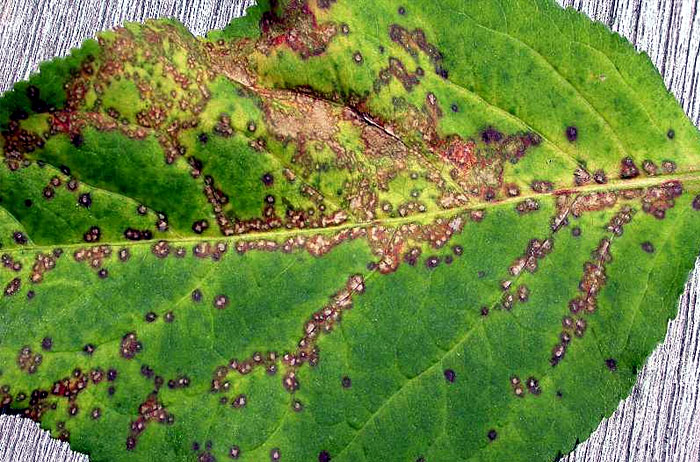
0 1 698 461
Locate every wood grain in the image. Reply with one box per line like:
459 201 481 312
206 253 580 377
0 1 698 461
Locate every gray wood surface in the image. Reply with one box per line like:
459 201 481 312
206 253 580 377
0 1 698 461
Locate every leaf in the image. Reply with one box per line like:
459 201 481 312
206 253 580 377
0 1 699 461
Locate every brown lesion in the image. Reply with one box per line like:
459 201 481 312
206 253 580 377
126 393 174 451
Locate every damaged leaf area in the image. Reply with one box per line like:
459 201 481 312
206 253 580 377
0 0 699 460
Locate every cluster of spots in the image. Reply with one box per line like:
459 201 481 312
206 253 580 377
233 226 366 258
82 226 101 243
388 24 448 78
509 375 541 398
370 214 473 274
210 275 365 398
256 0 338 59
3 276 21 296
551 236 617 367
126 393 174 451
210 351 279 395
16 346 43 374
1 253 23 273
120 332 143 359
2 86 48 170
50 367 106 419
124 228 154 241
28 250 61 284
641 181 683 219
515 198 540 215
72 244 112 277
508 238 553 277
605 206 635 236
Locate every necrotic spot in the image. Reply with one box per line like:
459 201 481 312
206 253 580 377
444 369 456 383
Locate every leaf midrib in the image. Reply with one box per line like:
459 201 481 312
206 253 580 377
3 170 699 255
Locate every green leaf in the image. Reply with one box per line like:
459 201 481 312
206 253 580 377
1 1 699 461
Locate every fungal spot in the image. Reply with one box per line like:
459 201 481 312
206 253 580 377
605 358 617 371
487 429 498 441
118 248 130 262
619 157 640 179
450 103 459 112
120 332 142 359
667 129 675 139
693 195 700 211
24 199 33 208
91 407 101 420
353 51 363 64
12 232 28 245
641 242 655 253
192 289 203 302
662 160 676 173
398 6 406 15
340 24 349 35
83 344 96 355
107 369 117 381
213 294 229 309
78 193 92 208
137 205 147 215
261 172 274 186
229 445 241 459
425 256 440 269
444 369 456 383
164 311 175 323
319 451 331 462
231 394 247 409
198 133 209 144
593 170 607 184
145 312 157 323
481 126 503 144
565 126 578 142
83 226 101 243
4 277 21 296
270 448 281 461
41 337 52 351
97 268 108 279
571 227 581 237
192 220 209 234
341 376 352 388
480 306 489 316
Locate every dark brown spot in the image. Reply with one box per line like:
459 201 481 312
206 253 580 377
593 170 607 184
341 376 352 388
41 337 52 351
667 129 675 139
481 127 503 144
565 126 578 142
487 429 497 441
78 193 92 208
605 358 617 371
83 344 95 355
571 227 581 237
213 295 229 309
444 369 456 383
693 195 700 211
145 312 157 322
620 157 640 179
12 231 28 245
270 448 281 461
192 289 202 302
164 311 175 323
641 242 655 253
192 220 209 234
262 173 274 186
229 445 241 459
